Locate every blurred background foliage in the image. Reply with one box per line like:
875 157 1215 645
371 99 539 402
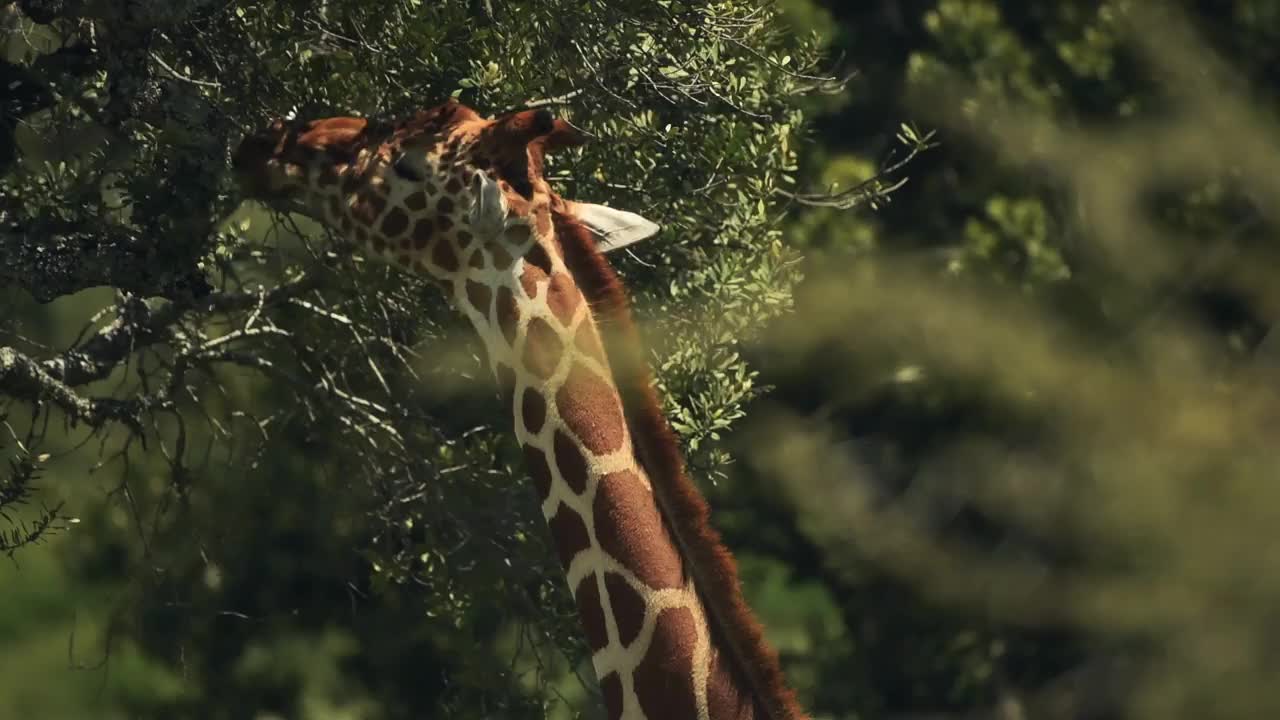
1 1 1277 719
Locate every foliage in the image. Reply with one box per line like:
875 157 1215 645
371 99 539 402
1 0 829 717
735 1 1280 719
3 0 1278 719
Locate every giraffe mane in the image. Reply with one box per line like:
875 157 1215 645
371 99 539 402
551 209 807 720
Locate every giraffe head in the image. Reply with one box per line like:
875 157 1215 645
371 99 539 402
231 100 660 283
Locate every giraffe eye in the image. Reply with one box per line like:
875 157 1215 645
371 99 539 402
392 152 425 182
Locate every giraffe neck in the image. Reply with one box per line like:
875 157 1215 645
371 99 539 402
451 212 802 720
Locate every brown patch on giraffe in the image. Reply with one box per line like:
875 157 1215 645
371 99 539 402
351 189 385 225
553 430 588 495
413 219 435 250
603 573 645 647
404 191 428 210
521 387 546 435
552 210 807 720
490 242 511 270
381 206 409 237
438 215 454 232
555 362 625 455
593 470 684 590
457 230 474 251
708 643 769 720
522 443 553 503
574 574 609 653
574 323 608 366
496 286 519 347
445 175 463 194
546 272 581 328
546 504 590 572
600 672 624 720
534 207 553 238
518 255 549 301
525 242 554 276
521 317 562 380
469 248 487 270
437 195 455 216
465 280 492 320
633 606 698 720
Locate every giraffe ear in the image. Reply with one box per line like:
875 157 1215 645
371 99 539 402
573 203 661 253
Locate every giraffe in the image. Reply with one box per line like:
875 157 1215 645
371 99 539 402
232 100 807 720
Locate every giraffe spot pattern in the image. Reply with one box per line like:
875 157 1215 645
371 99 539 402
575 322 608 366
496 286 519 347
351 189 385 225
522 317 562 379
413 219 434 250
522 443 553 503
490 243 512 270
604 573 645 647
633 606 699 720
553 430 588 495
534 206 553 237
600 672 624 720
547 505 590 572
555 362 625 454
575 574 609 652
593 470 685 590
518 254 549 301
525 242 554 276
404 191 427 210
465 280 492 321
546 272 581 328
521 387 545 435
381 206 409 237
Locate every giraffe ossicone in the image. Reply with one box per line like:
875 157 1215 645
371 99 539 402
233 100 807 720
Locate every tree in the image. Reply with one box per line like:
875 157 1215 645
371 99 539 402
0 1 842 717
737 2 1280 719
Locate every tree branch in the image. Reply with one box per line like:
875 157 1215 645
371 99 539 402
0 273 321 430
